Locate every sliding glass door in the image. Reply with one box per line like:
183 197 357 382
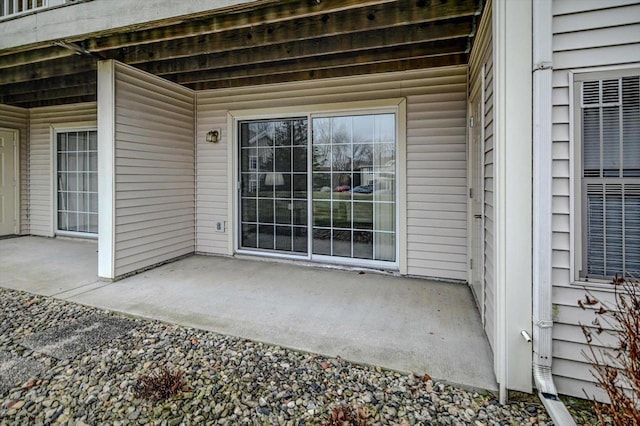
238 112 397 267
312 114 396 262
239 119 308 254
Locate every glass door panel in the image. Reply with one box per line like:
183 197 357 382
311 114 396 262
57 130 98 234
239 118 308 254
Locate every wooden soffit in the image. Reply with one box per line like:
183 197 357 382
0 0 483 108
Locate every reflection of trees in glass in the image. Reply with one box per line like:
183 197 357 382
242 119 308 175
313 145 331 170
353 144 373 169
332 145 352 172
291 120 308 172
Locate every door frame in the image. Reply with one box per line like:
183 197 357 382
50 124 99 239
0 127 20 235
228 98 407 273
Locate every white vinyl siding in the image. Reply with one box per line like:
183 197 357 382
112 63 195 277
28 102 97 237
468 0 495 352
197 66 468 281
550 0 640 400
0 104 28 234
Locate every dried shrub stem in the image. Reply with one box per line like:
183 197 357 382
578 274 640 425
135 366 186 401
325 404 371 426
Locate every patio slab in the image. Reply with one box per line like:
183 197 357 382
0 236 497 391
0 236 98 297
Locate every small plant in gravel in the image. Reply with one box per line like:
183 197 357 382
134 366 186 401
324 404 370 426
578 274 640 425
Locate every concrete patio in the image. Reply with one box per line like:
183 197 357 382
0 236 497 392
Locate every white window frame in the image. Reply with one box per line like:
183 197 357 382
571 66 640 286
228 98 407 273
51 124 98 239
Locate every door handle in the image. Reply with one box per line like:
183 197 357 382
474 214 482 219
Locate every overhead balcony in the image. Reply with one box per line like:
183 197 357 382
1 0 69 20
0 0 258 51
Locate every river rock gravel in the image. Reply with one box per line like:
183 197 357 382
0 287 597 425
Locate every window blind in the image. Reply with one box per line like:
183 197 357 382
582 75 640 278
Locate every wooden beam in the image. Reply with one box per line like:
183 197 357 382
188 52 469 90
106 0 478 65
167 37 469 85
0 46 75 70
11 95 96 109
0 55 97 85
0 71 95 97
85 0 398 51
0 84 96 105
136 18 472 76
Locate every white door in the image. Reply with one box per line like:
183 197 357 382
469 90 484 321
0 129 18 235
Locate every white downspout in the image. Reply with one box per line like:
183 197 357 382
532 1 575 424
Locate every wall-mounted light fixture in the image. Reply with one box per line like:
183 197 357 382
206 129 221 143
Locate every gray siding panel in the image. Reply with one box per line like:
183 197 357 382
113 63 195 277
550 0 640 400
0 104 29 234
28 103 97 237
196 67 469 281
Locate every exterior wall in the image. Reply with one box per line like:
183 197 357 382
468 0 496 352
550 0 640 400
112 62 195 277
28 102 97 237
0 104 28 234
196 66 469 281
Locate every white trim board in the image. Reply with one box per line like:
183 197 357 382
50 124 98 239
97 60 116 280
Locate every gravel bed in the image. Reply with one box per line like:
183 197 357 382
0 287 595 425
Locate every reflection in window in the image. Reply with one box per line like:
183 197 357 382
312 114 396 261
239 119 308 254
56 131 98 234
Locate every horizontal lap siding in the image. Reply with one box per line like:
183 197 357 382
197 67 468 280
28 103 97 237
113 63 195 277
551 0 640 400
468 0 495 352
0 104 28 234
483 58 495 353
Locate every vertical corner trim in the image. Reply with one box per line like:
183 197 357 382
97 60 116 279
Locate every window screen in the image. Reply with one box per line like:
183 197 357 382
581 75 640 279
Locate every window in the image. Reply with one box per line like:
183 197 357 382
56 130 98 235
311 114 396 262
237 110 398 268
576 71 640 280
239 119 309 253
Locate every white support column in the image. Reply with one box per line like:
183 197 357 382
97 60 116 280
493 0 533 401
